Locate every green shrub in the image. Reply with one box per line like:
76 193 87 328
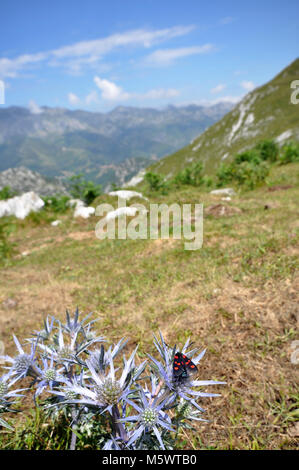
216 163 235 186
233 160 270 190
110 182 121 191
0 186 18 200
255 139 279 162
144 172 167 192
68 174 102 205
216 148 270 190
279 141 299 165
173 161 204 187
201 175 214 188
234 149 262 165
43 195 70 213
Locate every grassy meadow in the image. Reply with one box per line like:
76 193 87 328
0 162 298 449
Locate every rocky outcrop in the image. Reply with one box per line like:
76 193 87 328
0 167 68 197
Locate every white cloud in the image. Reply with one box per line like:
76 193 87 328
68 92 80 105
211 83 226 94
89 77 179 104
144 44 214 66
85 90 99 105
211 95 243 104
28 100 43 114
0 53 47 78
241 80 255 91
52 26 195 59
139 88 180 100
0 26 195 79
94 76 129 101
197 95 243 106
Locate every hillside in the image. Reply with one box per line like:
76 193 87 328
0 103 232 189
146 58 299 179
0 161 298 449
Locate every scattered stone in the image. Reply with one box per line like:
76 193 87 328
288 422 299 438
0 191 44 219
51 220 61 226
67 199 85 208
205 204 242 217
2 297 18 309
210 188 236 197
221 196 231 201
108 190 148 201
68 198 95 218
74 205 95 219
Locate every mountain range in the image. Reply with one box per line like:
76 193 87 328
0 102 233 190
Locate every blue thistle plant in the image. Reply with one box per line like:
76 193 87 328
0 310 226 450
0 373 27 430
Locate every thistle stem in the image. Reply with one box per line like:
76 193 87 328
112 404 128 441
150 379 164 405
70 408 78 450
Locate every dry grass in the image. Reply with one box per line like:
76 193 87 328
0 165 298 449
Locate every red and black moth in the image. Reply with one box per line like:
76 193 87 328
173 351 198 381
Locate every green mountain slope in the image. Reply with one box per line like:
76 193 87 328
147 58 299 179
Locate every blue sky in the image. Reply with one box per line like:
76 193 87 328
0 0 298 112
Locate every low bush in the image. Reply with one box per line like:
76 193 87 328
173 161 204 187
254 139 279 162
279 141 299 165
144 172 168 193
68 174 102 205
0 186 18 200
43 195 70 213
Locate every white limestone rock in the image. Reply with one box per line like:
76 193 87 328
67 199 85 208
51 220 61 226
210 188 236 197
0 191 44 219
74 205 95 219
108 190 148 201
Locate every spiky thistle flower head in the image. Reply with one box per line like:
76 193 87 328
120 385 174 450
1 336 41 382
33 355 65 398
53 345 144 415
32 316 55 342
0 373 27 430
147 331 226 413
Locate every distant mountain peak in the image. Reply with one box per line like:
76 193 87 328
0 102 232 188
